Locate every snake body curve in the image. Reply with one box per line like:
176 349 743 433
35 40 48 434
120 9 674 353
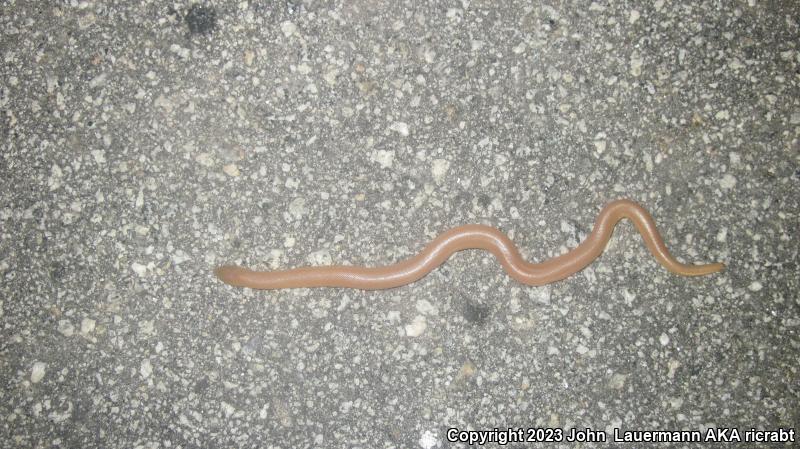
214 199 724 290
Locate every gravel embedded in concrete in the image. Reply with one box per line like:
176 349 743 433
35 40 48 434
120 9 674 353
1 1 798 447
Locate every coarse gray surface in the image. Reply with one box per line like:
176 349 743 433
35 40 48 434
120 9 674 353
1 1 798 448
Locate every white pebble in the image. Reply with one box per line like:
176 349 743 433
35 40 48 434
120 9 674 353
89 72 108 88
91 149 106 164
431 159 450 183
267 249 285 269
307 249 332 266
421 47 436 63
221 401 236 417
81 318 96 334
140 359 153 379
223 164 240 177
404 316 427 337
622 288 636 306
659 333 670 346
171 250 190 265
371 149 395 169
629 56 643 76
593 140 606 154
389 121 410 136
288 197 307 219
138 320 155 336
629 9 640 23
280 21 297 37
297 63 311 75
528 286 551 305
47 164 63 191
415 299 438 316
609 373 628 390
419 430 439 449
195 152 214 167
31 362 47 383
131 262 147 277
57 320 74 337
748 281 763 292
719 174 737 189
324 69 338 86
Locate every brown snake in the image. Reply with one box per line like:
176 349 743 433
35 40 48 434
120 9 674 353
215 199 725 289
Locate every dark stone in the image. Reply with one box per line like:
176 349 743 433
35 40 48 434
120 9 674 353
462 301 489 325
185 4 217 35
50 262 66 281
194 377 209 393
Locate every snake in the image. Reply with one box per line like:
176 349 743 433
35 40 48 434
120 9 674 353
214 199 725 290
